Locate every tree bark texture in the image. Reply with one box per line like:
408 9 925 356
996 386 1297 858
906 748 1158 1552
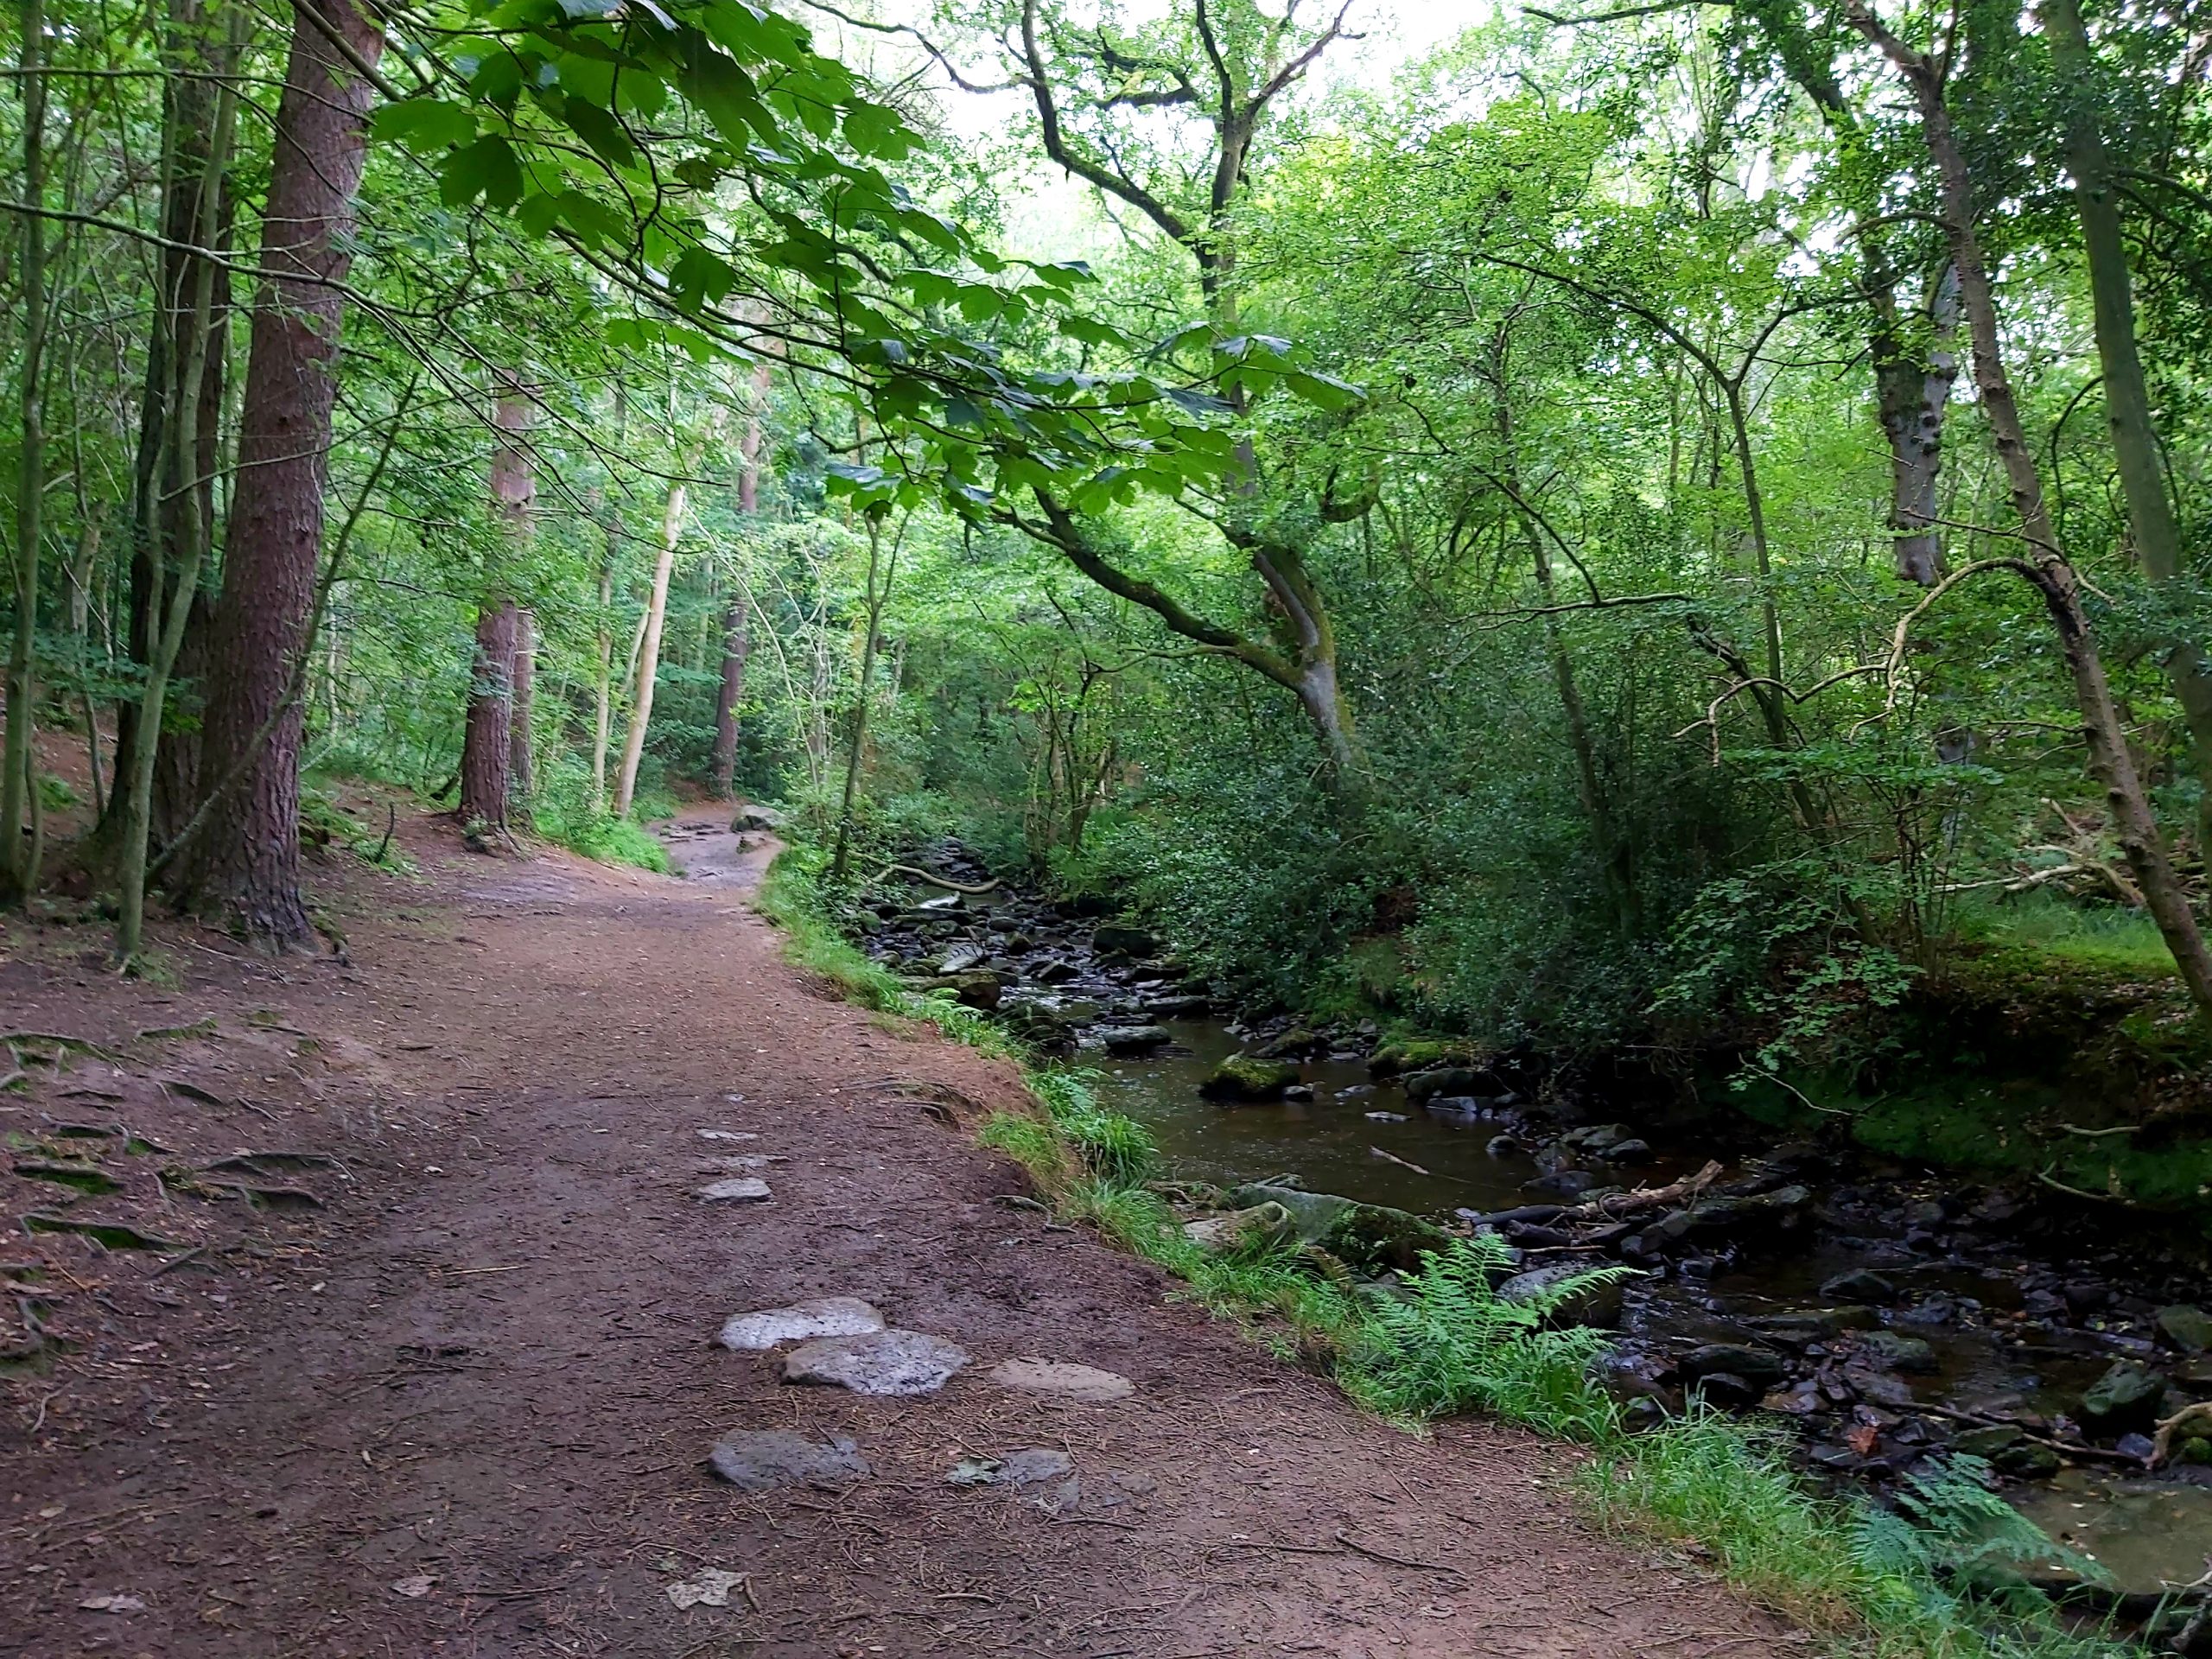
1872 265 1959 588
615 484 684 819
510 607 535 809
459 599 518 833
173 0 381 949
709 360 771 797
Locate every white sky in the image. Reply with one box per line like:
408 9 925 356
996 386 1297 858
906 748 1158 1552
810 0 1499 260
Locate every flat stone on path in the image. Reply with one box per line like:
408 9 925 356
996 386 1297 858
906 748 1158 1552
696 1128 758 1141
707 1429 871 1492
782 1329 969 1396
696 1176 772 1203
986 1357 1135 1402
946 1447 1075 1487
718 1296 886 1351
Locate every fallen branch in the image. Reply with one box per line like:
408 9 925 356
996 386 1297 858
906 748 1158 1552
1561 1160 1727 1224
873 862 1001 895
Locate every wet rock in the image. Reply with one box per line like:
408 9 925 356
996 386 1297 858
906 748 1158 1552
696 1177 772 1203
948 970 1001 1010
1497 1262 1625 1330
1677 1344 1788 1390
987 1357 1135 1402
2080 1361 2165 1434
1821 1268 1899 1306
1102 1025 1172 1056
2114 1432 2158 1461
1092 925 1160 959
708 1429 870 1491
2063 1279 2111 1316
915 891 963 912
783 1329 969 1396
1255 1027 1320 1059
1031 958 1081 984
1142 993 1211 1019
1319 1203 1455 1275
1852 1329 1937 1374
1200 1054 1300 1102
1484 1134 1521 1157
2158 1306 2212 1355
1952 1424 2023 1459
1522 1169 1594 1201
1366 1110 1409 1124
1604 1139 1653 1165
1691 1372 1764 1408
2177 1356 2212 1389
1403 1066 1497 1103
1367 1040 1466 1078
938 942 988 974
1994 1440 2063 1478
1560 1122 1632 1155
718 1297 885 1351
1749 1306 1880 1344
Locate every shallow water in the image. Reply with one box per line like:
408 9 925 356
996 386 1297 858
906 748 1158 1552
2019 1472 2212 1594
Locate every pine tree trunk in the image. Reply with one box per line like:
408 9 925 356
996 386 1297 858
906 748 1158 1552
172 0 380 950
614 485 684 819
458 600 517 835
591 547 613 815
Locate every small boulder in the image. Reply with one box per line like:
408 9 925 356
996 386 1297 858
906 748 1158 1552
731 804 786 832
1367 1040 1467 1078
1497 1262 1626 1331
2156 1306 2212 1355
1200 1054 1300 1102
1603 1139 1654 1165
1748 1306 1880 1344
1522 1169 1594 1201
1092 924 1161 959
1319 1203 1455 1275
1031 958 1081 984
1821 1268 1899 1306
1255 1027 1320 1059
783 1329 969 1396
1183 1202 1295 1253
1224 1183 1356 1241
1103 1025 1172 1056
1403 1066 1497 1103
2080 1361 2165 1435
1677 1343 1787 1390
1852 1329 1937 1375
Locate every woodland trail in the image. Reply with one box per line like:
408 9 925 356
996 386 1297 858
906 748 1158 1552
1 805 1795 1658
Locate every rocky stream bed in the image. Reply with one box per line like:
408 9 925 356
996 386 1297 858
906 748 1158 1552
804 837 2212 1632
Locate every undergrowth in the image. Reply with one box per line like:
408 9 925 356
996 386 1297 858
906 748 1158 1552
755 849 2133 1659
528 765 671 874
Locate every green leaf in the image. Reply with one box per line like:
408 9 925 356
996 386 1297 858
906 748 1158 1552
561 96 639 168
371 98 478 153
441 136 525 211
842 101 914 160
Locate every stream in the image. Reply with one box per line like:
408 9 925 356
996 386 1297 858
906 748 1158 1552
822 843 2212 1612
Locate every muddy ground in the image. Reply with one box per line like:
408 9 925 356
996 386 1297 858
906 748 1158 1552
0 804 1792 1657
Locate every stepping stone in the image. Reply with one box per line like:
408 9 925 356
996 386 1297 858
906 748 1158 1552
718 1297 886 1351
783 1329 969 1396
707 1429 871 1492
987 1357 1135 1403
696 1154 770 1173
697 1129 758 1142
696 1177 772 1203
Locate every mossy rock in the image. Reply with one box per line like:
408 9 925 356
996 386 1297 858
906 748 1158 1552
1367 1039 1469 1077
1200 1054 1300 1101
1319 1203 1453 1275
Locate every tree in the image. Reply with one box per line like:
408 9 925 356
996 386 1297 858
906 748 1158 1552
459 379 537 840
168 0 385 951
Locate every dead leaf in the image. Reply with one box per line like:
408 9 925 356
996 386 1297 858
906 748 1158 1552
391 1574 435 1599
1845 1422 1881 1457
78 1593 146 1614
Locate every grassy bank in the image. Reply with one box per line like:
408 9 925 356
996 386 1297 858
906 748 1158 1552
755 850 2139 1659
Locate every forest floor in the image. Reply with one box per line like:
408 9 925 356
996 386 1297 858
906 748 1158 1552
0 799 1798 1658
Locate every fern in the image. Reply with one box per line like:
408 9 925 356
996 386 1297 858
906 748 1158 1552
1341 1236 1624 1435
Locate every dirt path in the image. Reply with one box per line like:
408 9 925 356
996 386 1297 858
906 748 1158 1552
2 807 1795 1657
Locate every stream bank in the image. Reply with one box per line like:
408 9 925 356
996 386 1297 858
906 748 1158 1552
832 841 2212 1628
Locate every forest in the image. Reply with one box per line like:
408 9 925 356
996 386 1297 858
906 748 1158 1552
7 0 2212 1069
8 0 2212 1649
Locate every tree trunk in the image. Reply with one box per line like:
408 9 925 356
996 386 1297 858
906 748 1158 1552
104 0 234 864
831 515 898 879
709 361 771 797
591 543 613 815
1872 265 1959 588
459 380 535 836
171 0 380 950
1845 2 2212 1015
458 600 517 835
1 0 48 902
510 607 535 812
614 483 684 819
2043 0 2212 857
